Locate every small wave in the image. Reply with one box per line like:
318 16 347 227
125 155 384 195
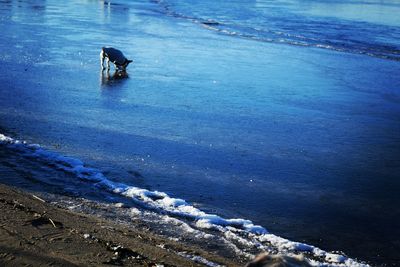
152 0 400 62
205 24 400 61
0 133 370 266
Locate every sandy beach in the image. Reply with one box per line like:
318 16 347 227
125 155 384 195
0 182 240 267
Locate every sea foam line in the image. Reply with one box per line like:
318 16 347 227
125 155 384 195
152 0 400 62
0 133 369 266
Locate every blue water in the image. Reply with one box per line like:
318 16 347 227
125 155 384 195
0 0 399 265
157 0 400 60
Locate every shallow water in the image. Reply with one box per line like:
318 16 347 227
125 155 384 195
0 0 399 265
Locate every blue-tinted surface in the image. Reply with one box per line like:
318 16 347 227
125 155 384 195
0 0 399 264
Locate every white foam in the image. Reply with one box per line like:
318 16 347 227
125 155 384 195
224 230 257 249
177 252 223 267
257 234 369 266
0 134 13 142
0 133 370 267
129 207 142 216
114 202 125 208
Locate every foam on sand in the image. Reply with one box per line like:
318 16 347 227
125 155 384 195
0 133 370 266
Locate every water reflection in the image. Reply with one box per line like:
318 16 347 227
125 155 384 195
100 69 129 87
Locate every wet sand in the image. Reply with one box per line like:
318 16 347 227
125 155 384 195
0 182 240 266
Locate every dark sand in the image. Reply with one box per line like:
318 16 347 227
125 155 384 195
0 183 240 266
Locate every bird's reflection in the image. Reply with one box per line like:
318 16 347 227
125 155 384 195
100 69 129 87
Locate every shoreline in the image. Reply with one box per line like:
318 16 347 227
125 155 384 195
0 183 241 266
0 131 374 267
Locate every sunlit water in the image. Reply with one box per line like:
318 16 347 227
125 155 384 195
0 0 399 265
